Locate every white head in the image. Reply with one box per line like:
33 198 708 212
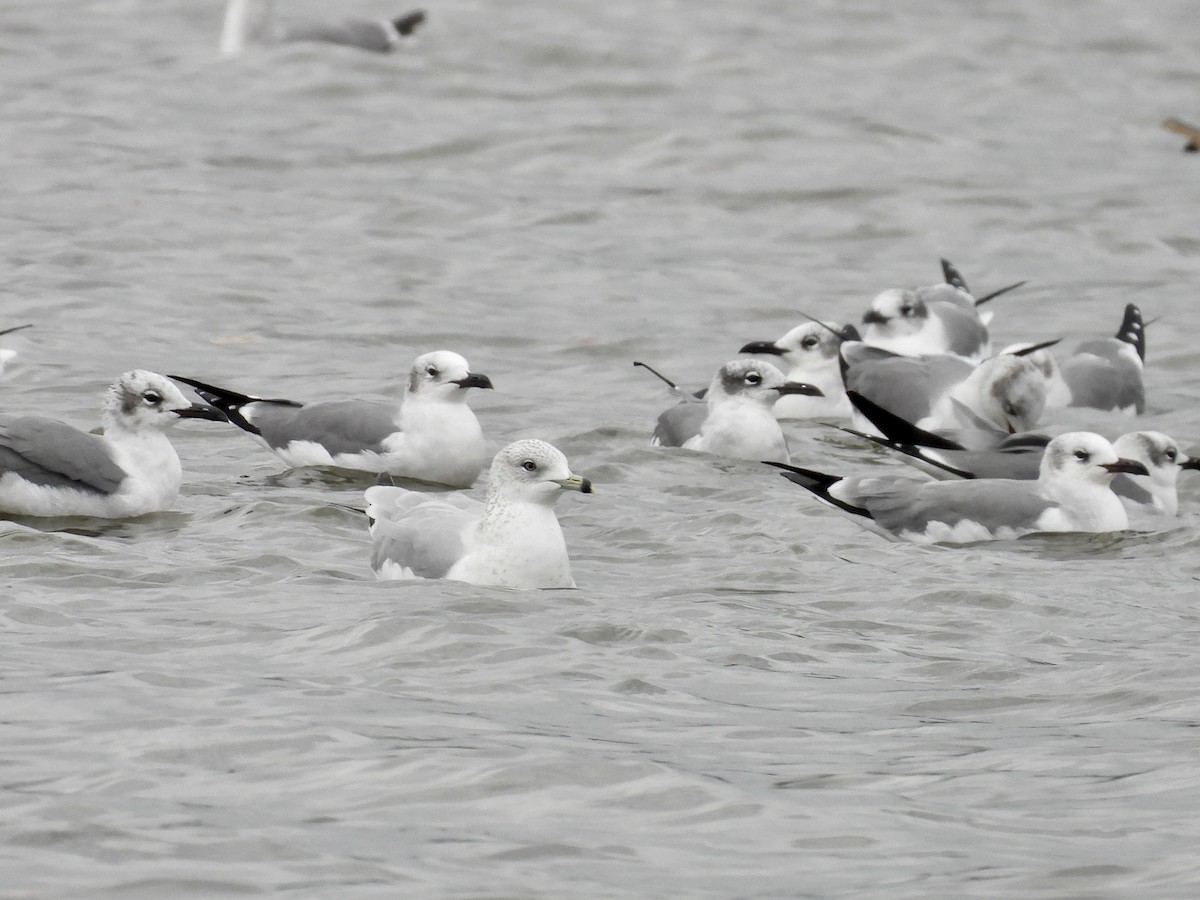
1040 432 1148 487
1113 432 1198 488
102 370 226 434
487 439 593 507
740 321 844 374
862 289 929 342
407 351 494 402
707 359 822 409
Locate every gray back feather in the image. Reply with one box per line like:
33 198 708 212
255 400 398 454
283 20 392 52
856 478 1052 535
1061 344 1144 413
653 397 707 447
0 416 125 495
366 487 478 579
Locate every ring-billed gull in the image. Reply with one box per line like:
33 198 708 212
172 351 493 486
366 439 592 589
0 370 225 518
766 432 1147 543
640 359 821 464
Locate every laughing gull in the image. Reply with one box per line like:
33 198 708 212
640 359 822 464
860 259 1025 363
366 439 592 589
0 370 225 519
738 319 856 419
841 343 1048 439
220 0 425 55
766 432 1147 543
1109 432 1198 522
172 351 493 487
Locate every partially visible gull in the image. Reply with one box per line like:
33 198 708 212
0 324 33 378
738 319 856 419
366 439 592 589
220 0 425 56
766 431 1147 543
172 350 493 487
640 359 822 464
0 370 224 518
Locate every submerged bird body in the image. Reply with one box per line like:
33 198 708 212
220 0 425 55
651 360 821 463
173 351 493 487
0 371 224 518
769 432 1146 543
366 439 592 589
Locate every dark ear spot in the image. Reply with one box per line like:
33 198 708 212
120 387 140 416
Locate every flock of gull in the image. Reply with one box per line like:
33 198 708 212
0 259 1186 589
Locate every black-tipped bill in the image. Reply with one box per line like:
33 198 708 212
1179 457 1200 471
775 382 824 397
173 403 228 422
861 309 888 326
554 474 593 494
1102 458 1149 477
452 373 494 390
739 340 786 356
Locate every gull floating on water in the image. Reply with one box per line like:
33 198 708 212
638 359 822 464
172 351 493 487
738 319 856 419
859 259 1025 363
366 439 592 589
0 324 33 378
0 370 224 518
766 432 1147 543
220 0 426 56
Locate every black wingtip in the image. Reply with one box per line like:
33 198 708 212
940 258 969 293
846 391 966 451
1115 304 1146 362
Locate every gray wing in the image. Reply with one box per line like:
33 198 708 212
933 303 989 358
365 487 478 579
251 400 399 455
283 20 393 52
853 478 1053 535
0 416 126 495
1062 343 1144 413
653 398 707 447
1111 473 1155 505
844 353 971 423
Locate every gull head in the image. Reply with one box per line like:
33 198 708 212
862 288 928 340
103 370 227 434
1113 431 1200 488
709 359 822 408
1042 432 1149 486
740 320 845 373
981 355 1047 433
408 350 494 400
488 439 593 506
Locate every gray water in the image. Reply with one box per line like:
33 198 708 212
4 0 1200 896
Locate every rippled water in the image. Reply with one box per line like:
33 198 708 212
4 0 1200 896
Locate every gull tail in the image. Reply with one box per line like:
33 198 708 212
762 461 871 519
170 374 301 436
940 258 969 293
1114 304 1146 362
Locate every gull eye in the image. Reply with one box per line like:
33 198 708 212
745 372 763 386
801 336 819 349
1166 448 1177 462
425 365 439 377
899 305 914 317
521 460 537 472
142 390 162 405
1074 449 1090 462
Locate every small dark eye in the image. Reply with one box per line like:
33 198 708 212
426 366 439 377
1074 450 1089 461
1166 449 1177 461
900 305 914 317
522 460 537 472
745 372 762 385
801 336 819 349
142 391 162 405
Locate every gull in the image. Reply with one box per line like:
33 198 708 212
220 0 425 56
766 432 1147 543
841 341 1051 439
172 351 493 487
859 259 1025 363
1002 304 1146 414
637 359 822 464
738 319 856 419
0 370 225 519
366 439 592 589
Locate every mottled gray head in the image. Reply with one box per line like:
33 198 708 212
1041 432 1148 485
103 370 223 433
862 289 928 338
408 350 494 399
709 359 787 405
488 439 592 505
982 356 1047 433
